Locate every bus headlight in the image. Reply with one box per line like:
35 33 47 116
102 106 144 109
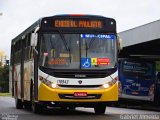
39 76 57 88
102 83 110 89
102 76 118 89
51 83 57 88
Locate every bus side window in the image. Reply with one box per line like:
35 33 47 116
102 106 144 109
14 43 17 64
24 36 27 61
30 47 33 59
14 40 21 64
27 35 31 60
18 41 21 63
28 33 33 59
24 34 31 61
10 45 14 65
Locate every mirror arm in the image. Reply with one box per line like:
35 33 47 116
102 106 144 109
33 47 38 55
34 26 40 33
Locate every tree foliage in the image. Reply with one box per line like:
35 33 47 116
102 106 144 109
0 65 9 92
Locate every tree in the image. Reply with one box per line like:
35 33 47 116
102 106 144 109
0 64 9 92
0 62 2 67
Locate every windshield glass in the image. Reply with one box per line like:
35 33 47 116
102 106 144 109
39 33 117 70
121 60 154 78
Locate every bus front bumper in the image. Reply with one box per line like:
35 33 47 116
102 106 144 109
38 83 118 102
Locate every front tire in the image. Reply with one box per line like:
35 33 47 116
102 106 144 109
24 101 31 110
32 101 43 114
94 104 106 114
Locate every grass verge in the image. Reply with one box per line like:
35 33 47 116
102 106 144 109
0 93 11 96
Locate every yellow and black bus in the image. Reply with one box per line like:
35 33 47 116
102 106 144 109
10 14 119 114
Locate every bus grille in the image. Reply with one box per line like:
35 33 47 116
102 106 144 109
53 72 107 78
58 85 101 89
58 94 102 99
39 66 116 79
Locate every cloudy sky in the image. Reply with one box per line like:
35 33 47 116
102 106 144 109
0 0 160 57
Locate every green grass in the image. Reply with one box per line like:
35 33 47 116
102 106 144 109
0 93 11 96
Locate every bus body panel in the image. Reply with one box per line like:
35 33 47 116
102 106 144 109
38 69 118 102
23 60 34 101
9 65 13 96
38 81 118 102
14 64 21 99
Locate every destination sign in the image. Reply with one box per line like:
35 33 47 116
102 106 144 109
54 20 103 28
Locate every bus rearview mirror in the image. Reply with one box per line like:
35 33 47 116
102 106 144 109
31 33 38 47
117 36 123 52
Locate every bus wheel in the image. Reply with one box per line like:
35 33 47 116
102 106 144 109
15 98 23 109
32 101 42 113
94 104 106 114
24 101 31 110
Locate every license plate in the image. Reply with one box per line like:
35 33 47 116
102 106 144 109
74 92 87 97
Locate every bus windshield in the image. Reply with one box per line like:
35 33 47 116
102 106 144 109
39 33 117 70
121 60 154 78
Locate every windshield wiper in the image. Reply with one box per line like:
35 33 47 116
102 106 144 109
58 30 72 63
85 34 96 58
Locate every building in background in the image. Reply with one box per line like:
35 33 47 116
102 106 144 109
0 50 9 66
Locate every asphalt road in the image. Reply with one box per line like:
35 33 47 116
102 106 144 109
0 96 160 120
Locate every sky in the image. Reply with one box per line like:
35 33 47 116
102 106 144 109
0 0 160 57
